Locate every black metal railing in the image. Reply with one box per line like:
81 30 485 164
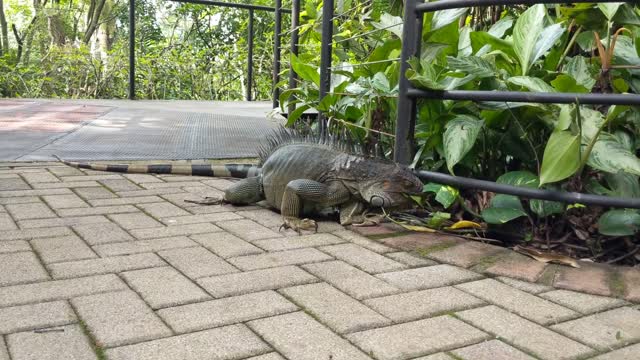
127 0 297 104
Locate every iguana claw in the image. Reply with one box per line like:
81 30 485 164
184 196 224 205
279 217 318 234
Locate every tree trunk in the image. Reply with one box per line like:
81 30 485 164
83 0 106 44
11 24 22 61
0 0 9 55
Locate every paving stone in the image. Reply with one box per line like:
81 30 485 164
158 290 297 333
98 179 141 192
303 260 399 300
425 241 505 268
551 307 640 350
130 223 222 239
31 235 97 263
88 196 163 207
484 252 548 282
137 202 190 218
32 181 101 189
412 354 454 360
590 343 640 360
57 205 138 217
160 212 243 226
253 233 345 252
319 243 406 274
74 186 117 199
378 232 461 252
455 278 578 325
457 305 594 360
0 301 75 334
217 219 282 241
116 188 185 198
190 232 263 258
197 265 318 298
108 212 162 229
6 324 96 360
122 266 211 309
248 312 371 360
5 202 56 220
73 222 133 245
48 166 84 177
0 188 72 198
188 203 247 214
142 181 205 189
496 276 553 294
450 339 536 360
0 178 30 191
158 246 237 279
236 209 286 228
620 268 640 302
122 173 164 184
19 215 110 229
347 315 489 360
333 230 396 253
364 286 484 322
21 172 60 184
376 264 483 291
0 338 7 360
200 178 236 190
41 194 89 209
0 252 49 286
92 236 198 257
540 289 627 314
0 227 73 242
0 196 40 205
106 324 270 360
245 353 286 360
0 213 16 230
0 240 30 253
350 224 403 237
0 274 126 308
49 253 165 279
554 263 613 296
72 291 172 347
229 248 333 271
386 252 437 267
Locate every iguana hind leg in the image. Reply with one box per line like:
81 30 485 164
186 176 264 206
280 179 350 233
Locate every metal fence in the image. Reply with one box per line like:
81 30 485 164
127 0 299 106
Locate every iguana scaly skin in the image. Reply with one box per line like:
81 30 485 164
56 128 424 232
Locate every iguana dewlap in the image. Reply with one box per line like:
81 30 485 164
56 128 424 232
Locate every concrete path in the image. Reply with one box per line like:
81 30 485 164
0 99 277 161
1 162 639 360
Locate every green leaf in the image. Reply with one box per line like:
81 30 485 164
443 115 484 174
530 198 565 217
446 56 496 78
497 171 539 188
556 104 576 131
428 212 451 228
286 104 312 126
598 209 640 236
565 56 597 91
597 3 623 21
458 26 472 57
604 172 640 198
372 13 404 38
423 183 459 209
513 4 547 75
371 72 391 93
432 8 467 31
539 131 581 185
508 76 556 93
471 31 516 59
482 194 527 224
587 133 640 176
551 74 589 93
290 54 319 86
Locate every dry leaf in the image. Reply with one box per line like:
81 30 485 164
446 220 483 230
514 245 580 268
399 224 437 233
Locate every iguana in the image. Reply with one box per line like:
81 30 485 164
55 127 424 232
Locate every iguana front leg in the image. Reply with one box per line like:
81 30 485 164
339 202 384 226
185 177 264 206
280 180 350 233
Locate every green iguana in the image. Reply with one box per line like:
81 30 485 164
56 127 424 232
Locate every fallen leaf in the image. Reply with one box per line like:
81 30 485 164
514 245 581 268
399 224 437 233
446 220 483 230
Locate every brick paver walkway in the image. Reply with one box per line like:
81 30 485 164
1 162 639 360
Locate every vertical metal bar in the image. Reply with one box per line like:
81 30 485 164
128 0 135 100
287 0 300 116
246 9 254 101
318 0 334 134
272 0 282 108
394 0 423 164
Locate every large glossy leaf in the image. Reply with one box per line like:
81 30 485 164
530 198 565 217
508 76 556 93
551 74 589 93
432 8 468 31
565 56 597 91
471 31 516 59
482 194 527 224
513 4 565 75
604 172 640 198
372 13 403 38
587 133 640 176
598 3 623 21
446 56 496 78
424 183 459 209
458 26 472 57
290 54 319 86
443 115 484 174
539 131 581 185
497 171 538 188
531 23 565 70
598 209 640 236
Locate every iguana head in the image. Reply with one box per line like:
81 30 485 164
358 164 423 209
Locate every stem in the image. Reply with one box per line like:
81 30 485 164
556 25 582 72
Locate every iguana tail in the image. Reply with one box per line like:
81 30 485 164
54 156 261 178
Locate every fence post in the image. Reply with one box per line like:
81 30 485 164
128 0 135 100
318 0 334 134
394 0 423 164
272 0 282 108
246 9 254 101
287 0 300 116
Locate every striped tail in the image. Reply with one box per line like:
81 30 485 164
54 156 261 178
